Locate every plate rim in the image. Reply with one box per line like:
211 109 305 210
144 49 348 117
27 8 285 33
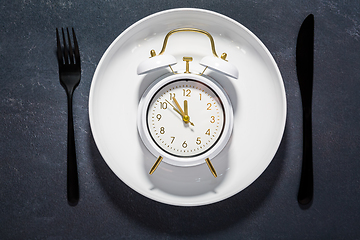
89 8 287 206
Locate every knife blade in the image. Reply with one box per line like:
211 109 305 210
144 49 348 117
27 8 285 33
296 14 314 206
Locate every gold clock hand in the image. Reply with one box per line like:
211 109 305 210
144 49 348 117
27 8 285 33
184 100 188 116
183 100 194 126
172 96 185 117
165 99 182 116
166 98 194 126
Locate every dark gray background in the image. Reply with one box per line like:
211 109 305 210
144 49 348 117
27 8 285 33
1 0 359 239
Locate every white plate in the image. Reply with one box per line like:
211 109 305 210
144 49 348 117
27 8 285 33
89 8 286 206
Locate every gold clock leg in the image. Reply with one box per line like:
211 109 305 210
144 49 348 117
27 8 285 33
205 158 217 178
149 156 163 175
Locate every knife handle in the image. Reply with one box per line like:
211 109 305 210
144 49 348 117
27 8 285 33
297 109 313 205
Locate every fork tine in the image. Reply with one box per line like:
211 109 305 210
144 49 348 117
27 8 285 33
56 28 63 66
61 28 69 64
72 28 80 65
66 28 74 64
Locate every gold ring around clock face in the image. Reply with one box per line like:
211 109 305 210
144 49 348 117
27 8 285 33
147 79 225 157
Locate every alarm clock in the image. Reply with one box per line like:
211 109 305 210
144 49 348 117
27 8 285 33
137 28 238 177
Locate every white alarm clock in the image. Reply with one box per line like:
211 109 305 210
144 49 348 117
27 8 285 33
137 28 238 177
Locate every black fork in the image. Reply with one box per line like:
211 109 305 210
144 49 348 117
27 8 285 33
56 28 81 206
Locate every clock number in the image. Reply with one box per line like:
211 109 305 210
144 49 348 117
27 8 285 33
205 129 210 135
170 136 175 144
196 137 201 145
160 102 167 109
156 114 162 121
210 116 215 123
169 93 175 100
199 93 202 101
160 127 165 134
183 89 191 97
182 141 187 148
207 103 212 110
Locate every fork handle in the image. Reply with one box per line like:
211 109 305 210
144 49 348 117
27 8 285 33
67 93 79 206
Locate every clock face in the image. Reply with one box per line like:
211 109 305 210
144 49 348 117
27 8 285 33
146 79 225 157
138 73 233 167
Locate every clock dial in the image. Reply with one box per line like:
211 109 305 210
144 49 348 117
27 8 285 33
147 79 225 157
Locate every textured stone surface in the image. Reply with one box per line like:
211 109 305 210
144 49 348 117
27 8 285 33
1 0 360 239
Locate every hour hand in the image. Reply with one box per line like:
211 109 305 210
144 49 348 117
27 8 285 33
184 100 188 116
183 100 194 126
165 98 194 126
172 97 194 126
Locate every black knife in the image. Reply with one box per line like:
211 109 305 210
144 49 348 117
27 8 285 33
296 14 314 206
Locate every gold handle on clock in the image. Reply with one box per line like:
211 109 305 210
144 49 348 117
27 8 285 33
137 27 239 78
157 28 220 58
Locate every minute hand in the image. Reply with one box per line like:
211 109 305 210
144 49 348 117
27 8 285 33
172 97 185 116
165 99 182 116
